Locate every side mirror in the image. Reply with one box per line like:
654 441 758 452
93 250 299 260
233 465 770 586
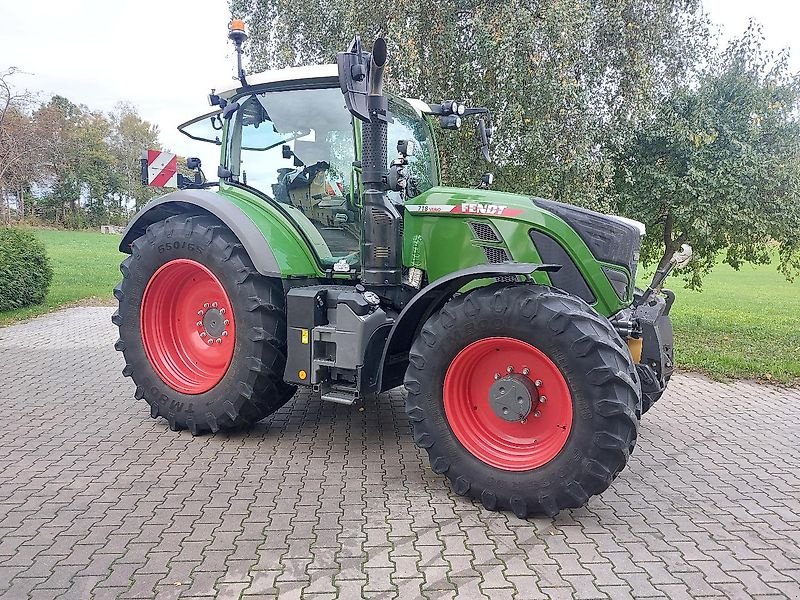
282 144 293 159
476 117 494 162
397 139 415 157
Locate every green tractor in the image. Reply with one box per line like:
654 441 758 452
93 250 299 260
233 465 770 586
114 23 691 517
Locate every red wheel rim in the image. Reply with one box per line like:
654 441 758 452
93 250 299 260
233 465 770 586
443 337 573 471
140 259 235 395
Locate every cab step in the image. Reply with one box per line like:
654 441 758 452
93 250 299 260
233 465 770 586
320 386 358 405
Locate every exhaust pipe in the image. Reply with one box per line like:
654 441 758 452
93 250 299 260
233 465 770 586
368 38 387 96
360 38 402 287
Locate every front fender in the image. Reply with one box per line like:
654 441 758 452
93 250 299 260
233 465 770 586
376 263 559 392
121 189 283 278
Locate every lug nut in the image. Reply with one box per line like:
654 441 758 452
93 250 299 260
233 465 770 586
196 321 203 327
534 379 542 387
212 302 218 308
200 332 207 338
222 331 229 337
204 303 210 309
197 310 204 316
207 339 214 345
506 366 513 373
534 410 541 417
220 308 225 315
223 319 229 326
215 338 222 344
540 396 547 403
522 367 530 375
521 419 528 424
494 373 501 380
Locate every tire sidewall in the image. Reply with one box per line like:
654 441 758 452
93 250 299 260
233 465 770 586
406 284 640 510
119 219 260 425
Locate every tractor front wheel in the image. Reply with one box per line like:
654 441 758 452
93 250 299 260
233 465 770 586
404 284 640 517
113 215 295 434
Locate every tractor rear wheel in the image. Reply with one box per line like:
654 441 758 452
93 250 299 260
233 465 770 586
113 215 295 434
404 284 640 518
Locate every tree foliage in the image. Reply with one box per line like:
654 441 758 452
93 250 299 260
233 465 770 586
231 0 709 206
0 70 164 228
611 24 800 286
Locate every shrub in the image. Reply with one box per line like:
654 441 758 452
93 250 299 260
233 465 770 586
0 228 53 311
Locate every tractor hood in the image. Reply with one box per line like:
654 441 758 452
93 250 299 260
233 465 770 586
402 186 643 315
405 186 644 237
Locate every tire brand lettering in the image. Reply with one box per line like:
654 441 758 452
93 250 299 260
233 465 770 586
157 241 201 254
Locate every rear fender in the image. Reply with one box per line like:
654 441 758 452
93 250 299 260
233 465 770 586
375 263 559 392
121 189 283 277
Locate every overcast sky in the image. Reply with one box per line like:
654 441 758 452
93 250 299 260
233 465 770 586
1 0 798 169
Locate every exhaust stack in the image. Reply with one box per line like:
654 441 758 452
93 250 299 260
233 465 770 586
337 37 402 287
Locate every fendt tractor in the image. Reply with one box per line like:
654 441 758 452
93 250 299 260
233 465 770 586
114 21 692 517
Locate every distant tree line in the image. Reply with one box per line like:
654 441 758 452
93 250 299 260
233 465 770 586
0 69 163 229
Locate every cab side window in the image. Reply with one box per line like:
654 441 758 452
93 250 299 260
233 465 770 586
386 100 438 202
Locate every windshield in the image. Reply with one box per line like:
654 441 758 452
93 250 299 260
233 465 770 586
227 87 359 263
225 87 440 266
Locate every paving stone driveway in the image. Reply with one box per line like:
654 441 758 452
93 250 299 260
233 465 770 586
0 307 798 600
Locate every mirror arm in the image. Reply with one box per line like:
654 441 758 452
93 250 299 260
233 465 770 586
461 107 489 117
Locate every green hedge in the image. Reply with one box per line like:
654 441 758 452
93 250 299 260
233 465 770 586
0 229 53 312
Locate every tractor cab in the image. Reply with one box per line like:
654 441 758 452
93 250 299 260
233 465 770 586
178 66 439 268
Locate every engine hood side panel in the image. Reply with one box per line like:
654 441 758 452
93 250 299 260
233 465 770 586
402 187 632 316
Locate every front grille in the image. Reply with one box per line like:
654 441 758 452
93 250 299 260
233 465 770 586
483 246 509 263
469 221 501 243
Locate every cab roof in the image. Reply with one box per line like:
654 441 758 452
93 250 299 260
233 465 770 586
217 64 431 117
218 64 339 99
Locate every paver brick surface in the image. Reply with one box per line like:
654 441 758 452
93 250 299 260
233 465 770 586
0 307 798 599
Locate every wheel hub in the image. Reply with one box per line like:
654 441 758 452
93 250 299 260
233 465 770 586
488 374 539 422
200 306 228 339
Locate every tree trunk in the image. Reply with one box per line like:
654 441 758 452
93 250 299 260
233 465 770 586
657 211 685 272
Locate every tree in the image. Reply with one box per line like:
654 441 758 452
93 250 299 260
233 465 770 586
610 23 800 287
230 0 710 206
1 69 167 228
0 68 46 223
109 103 161 211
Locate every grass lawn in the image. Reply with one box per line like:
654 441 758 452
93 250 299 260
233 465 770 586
2 228 798 384
664 260 800 384
0 229 121 326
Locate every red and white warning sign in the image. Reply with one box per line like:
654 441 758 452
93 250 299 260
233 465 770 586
142 150 178 188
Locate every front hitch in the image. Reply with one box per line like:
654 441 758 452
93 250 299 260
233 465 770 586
634 243 693 309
